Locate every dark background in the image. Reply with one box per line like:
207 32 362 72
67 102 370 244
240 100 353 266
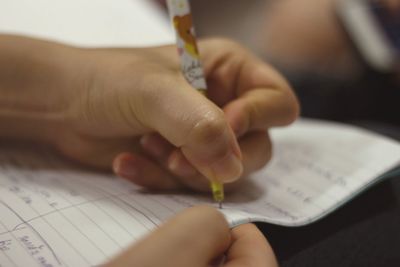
257 178 400 267
256 70 400 267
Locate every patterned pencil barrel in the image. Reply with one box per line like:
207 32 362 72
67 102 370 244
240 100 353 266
166 0 207 93
166 0 224 206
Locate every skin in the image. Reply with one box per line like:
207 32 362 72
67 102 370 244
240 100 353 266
262 0 400 77
382 0 400 10
0 35 299 192
105 206 278 267
0 34 298 265
262 0 357 76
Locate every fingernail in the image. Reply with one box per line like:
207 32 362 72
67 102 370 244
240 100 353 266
210 152 243 183
168 152 198 177
113 156 138 179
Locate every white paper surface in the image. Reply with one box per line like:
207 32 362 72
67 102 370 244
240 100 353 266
1 119 400 266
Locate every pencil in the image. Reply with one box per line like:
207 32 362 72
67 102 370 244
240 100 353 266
166 0 224 208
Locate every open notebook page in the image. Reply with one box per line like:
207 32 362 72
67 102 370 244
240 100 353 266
1 119 400 266
222 119 400 226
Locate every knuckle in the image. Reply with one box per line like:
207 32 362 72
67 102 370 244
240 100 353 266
188 109 228 147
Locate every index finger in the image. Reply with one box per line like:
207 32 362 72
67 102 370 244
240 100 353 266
199 39 299 137
224 224 278 267
223 86 299 138
228 51 299 135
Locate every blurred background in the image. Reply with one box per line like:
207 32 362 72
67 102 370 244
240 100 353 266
3 0 399 132
158 0 400 139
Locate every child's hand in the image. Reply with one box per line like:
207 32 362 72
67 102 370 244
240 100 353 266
57 38 299 191
104 206 278 267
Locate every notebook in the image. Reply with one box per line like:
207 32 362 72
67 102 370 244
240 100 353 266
1 118 400 266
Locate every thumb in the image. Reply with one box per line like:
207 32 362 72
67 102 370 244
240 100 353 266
136 75 243 183
105 206 231 267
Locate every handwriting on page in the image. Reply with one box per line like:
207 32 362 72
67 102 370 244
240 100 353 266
221 120 400 226
1 119 400 266
0 148 201 267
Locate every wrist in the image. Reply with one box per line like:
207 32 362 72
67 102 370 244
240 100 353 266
0 35 89 144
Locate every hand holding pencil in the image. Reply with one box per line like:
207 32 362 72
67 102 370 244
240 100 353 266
59 37 298 195
128 0 298 201
110 37 299 194
0 31 291 267
0 34 298 196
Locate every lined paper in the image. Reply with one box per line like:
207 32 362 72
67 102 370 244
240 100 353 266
1 119 400 266
221 119 400 226
0 151 186 266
